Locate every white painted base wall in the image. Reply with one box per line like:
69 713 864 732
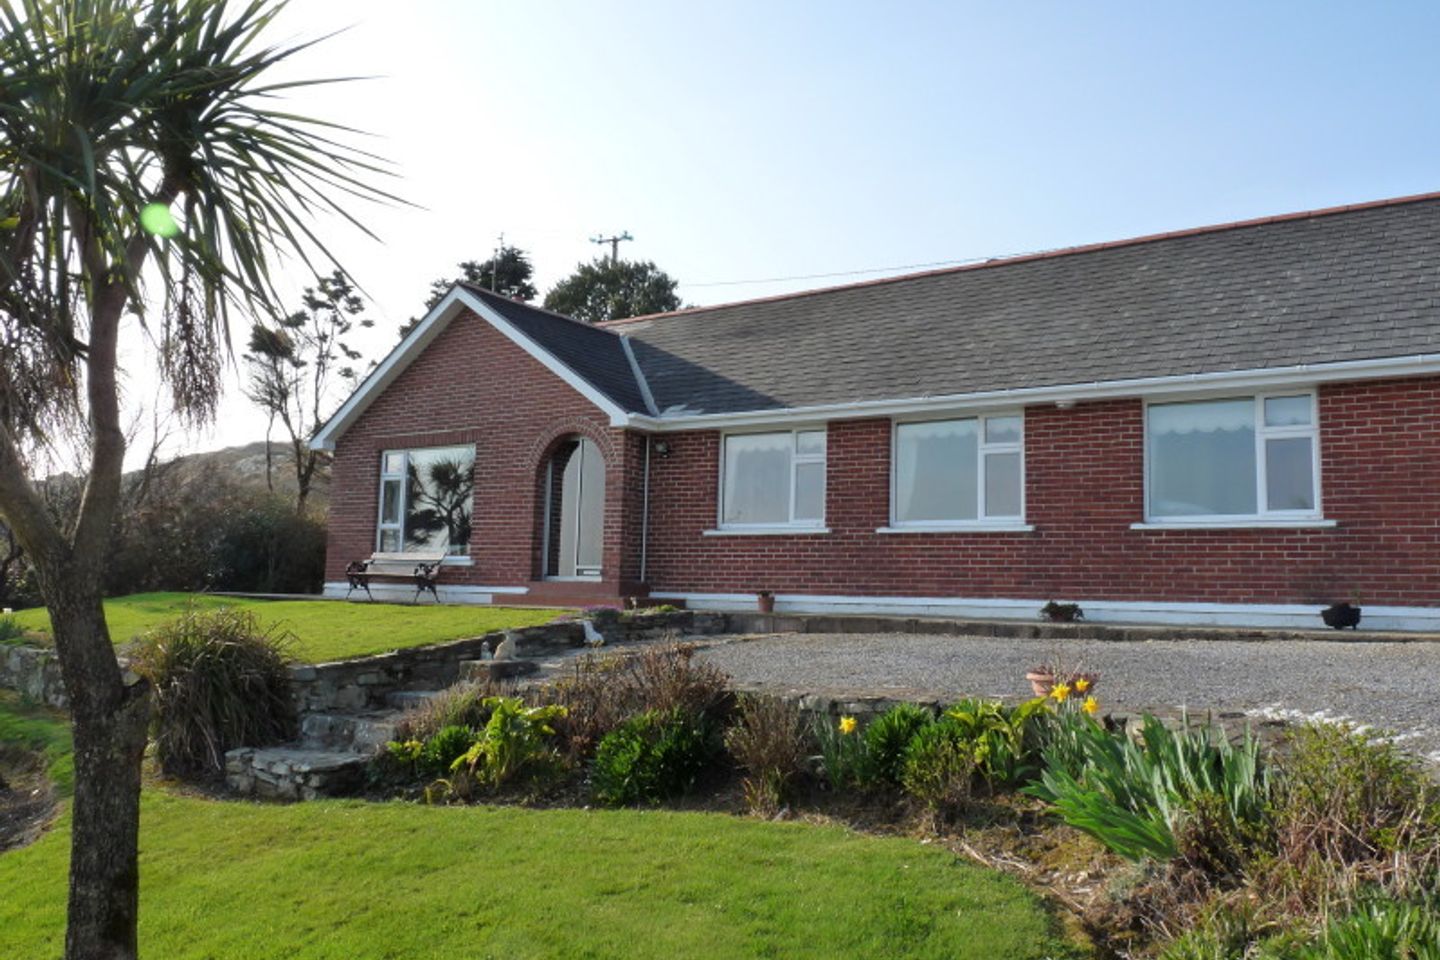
648 591 1440 633
321 581 528 605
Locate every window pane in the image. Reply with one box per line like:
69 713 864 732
1148 399 1257 517
575 439 606 572
895 419 978 522
984 452 1022 517
383 452 405 475
380 479 402 524
404 445 475 554
984 416 1022 444
1264 395 1312 427
1266 437 1315 511
794 461 824 521
796 430 826 456
378 529 400 552
723 433 791 524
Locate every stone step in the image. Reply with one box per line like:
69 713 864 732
385 689 443 711
458 658 540 682
225 745 367 801
300 712 399 755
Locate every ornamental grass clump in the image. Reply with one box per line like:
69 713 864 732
129 607 296 779
725 695 808 814
1026 712 1273 866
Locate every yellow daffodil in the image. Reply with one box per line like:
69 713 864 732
1082 696 1100 715
838 715 857 736
1074 677 1091 693
1050 682 1071 702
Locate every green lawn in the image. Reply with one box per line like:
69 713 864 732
0 699 1077 960
7 592 567 663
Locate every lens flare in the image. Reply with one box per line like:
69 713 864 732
140 203 180 238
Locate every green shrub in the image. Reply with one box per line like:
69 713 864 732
814 713 869 792
725 695 807 814
944 696 1051 790
129 607 296 778
453 697 568 789
420 725 478 778
1026 713 1272 865
0 615 25 645
900 718 976 820
592 708 718 806
863 703 935 786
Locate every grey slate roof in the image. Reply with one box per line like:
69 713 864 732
611 196 1440 417
461 284 653 415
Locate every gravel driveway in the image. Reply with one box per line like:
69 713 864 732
695 633 1440 765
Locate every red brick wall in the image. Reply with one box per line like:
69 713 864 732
325 308 639 589
329 317 1439 609
642 376 1440 607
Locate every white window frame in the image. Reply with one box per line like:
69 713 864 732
375 446 476 557
882 411 1031 533
713 427 828 532
1140 390 1325 527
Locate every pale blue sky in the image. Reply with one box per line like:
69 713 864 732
154 0 1440 457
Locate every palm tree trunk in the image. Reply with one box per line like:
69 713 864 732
41 572 150 960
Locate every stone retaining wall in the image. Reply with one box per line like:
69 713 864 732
290 611 728 713
0 643 67 709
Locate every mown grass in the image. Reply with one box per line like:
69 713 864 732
0 690 72 794
0 701 1074 960
7 592 567 663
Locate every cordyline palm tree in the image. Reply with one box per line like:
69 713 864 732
0 2 396 956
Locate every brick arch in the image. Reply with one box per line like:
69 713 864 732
526 416 617 475
528 417 616 579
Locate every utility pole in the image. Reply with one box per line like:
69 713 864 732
590 230 633 263
490 232 504 291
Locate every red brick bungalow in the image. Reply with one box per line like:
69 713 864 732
313 194 1440 630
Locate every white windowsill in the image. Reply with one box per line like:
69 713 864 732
703 526 832 537
876 523 1035 534
1130 519 1338 531
440 556 474 566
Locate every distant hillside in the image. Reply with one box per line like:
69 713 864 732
158 440 330 506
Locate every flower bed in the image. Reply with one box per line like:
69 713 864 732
371 643 1440 958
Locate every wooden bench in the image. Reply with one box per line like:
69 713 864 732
344 550 449 603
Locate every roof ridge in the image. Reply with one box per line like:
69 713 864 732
458 282 624 337
599 190 1440 327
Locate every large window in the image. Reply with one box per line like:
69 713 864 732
893 414 1024 525
720 429 826 527
1146 393 1319 521
377 445 476 555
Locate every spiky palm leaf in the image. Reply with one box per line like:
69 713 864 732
0 0 399 436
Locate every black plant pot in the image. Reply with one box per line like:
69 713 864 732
1321 602 1362 630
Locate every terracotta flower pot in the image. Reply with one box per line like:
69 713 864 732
1025 671 1054 697
757 592 775 614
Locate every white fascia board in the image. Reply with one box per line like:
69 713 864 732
628 352 1440 433
312 287 635 450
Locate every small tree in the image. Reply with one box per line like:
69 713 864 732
245 270 371 512
543 258 683 324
